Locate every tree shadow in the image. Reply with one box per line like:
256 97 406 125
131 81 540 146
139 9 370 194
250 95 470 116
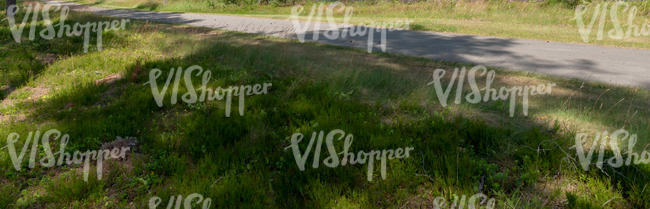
64 0 650 89
288 21 649 89
7 16 650 208
59 2 200 25
0 3 133 103
135 1 160 11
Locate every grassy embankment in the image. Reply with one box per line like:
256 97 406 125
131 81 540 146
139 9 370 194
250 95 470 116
63 0 650 49
1 1 650 208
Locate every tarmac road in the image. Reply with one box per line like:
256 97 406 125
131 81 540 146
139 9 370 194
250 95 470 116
52 1 650 89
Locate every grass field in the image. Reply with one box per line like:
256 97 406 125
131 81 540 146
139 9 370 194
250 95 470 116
1 1 650 208
61 0 650 49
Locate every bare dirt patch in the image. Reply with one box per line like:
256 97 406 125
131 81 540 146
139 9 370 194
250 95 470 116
36 53 59 66
95 74 124 86
27 86 50 100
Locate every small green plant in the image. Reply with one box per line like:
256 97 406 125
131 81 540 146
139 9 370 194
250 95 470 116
0 183 19 208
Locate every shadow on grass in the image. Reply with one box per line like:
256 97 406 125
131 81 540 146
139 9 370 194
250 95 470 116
5 17 649 208
91 0 105 6
64 3 200 25
135 1 159 11
0 5 132 102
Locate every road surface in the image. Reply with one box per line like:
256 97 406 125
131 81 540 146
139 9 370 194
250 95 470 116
52 1 650 89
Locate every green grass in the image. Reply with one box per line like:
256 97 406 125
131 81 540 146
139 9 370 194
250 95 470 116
0 2 649 208
62 0 650 49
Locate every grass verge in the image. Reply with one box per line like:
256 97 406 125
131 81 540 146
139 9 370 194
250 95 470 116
0 2 649 208
62 0 650 49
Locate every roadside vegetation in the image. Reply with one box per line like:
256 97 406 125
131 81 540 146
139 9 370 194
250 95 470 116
1 1 649 208
63 0 650 49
